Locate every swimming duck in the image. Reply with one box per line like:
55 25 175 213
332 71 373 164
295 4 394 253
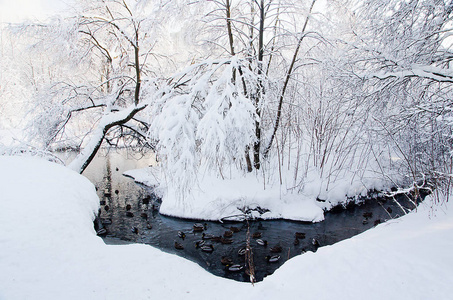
131 227 139 234
220 238 233 244
126 211 134 217
115 189 119 195
228 264 244 272
202 234 222 242
252 232 262 239
270 245 282 253
265 255 280 263
101 218 112 225
193 223 204 232
223 230 233 238
256 239 268 246
146 222 153 229
178 231 186 240
312 238 320 248
195 240 205 248
174 242 184 250
96 228 107 236
126 204 132 211
140 212 148 219
200 244 214 253
238 247 247 256
142 196 150 205
211 236 223 242
104 205 110 212
202 233 215 240
374 219 381 226
295 232 306 239
230 226 240 233
363 212 373 218
221 256 233 266
293 238 300 246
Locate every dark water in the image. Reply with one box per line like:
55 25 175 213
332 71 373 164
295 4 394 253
68 149 420 282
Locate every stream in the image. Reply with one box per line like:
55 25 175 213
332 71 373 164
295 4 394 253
60 148 420 283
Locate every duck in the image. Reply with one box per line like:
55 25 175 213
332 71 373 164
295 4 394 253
96 228 107 236
104 205 110 212
386 207 393 213
270 245 282 253
200 244 214 253
126 204 132 211
178 231 186 240
228 264 244 272
230 226 240 233
142 196 150 205
223 230 233 238
126 211 134 217
221 256 233 266
295 232 306 239
312 238 320 248
220 238 233 244
238 247 247 256
146 222 153 229
252 232 262 239
265 255 280 263
101 218 112 225
195 240 205 248
256 239 268 246
211 236 223 242
131 226 139 234
193 223 204 232
293 238 300 246
114 189 119 195
140 212 148 219
374 219 381 226
174 242 184 250
363 211 373 218
202 233 215 240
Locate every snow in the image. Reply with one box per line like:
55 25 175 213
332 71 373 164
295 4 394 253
1 155 452 300
125 164 389 222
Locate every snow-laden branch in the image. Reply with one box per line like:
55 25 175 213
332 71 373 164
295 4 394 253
367 64 453 83
68 101 148 173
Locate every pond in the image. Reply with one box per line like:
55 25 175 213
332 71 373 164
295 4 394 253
61 148 420 283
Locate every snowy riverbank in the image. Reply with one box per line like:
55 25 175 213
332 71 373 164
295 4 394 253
1 156 452 300
125 165 391 222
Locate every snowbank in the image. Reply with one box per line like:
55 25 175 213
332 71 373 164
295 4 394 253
1 156 452 300
125 165 388 222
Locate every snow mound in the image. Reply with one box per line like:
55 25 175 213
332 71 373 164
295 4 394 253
124 165 387 222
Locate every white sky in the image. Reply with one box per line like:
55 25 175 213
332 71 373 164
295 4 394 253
0 0 72 23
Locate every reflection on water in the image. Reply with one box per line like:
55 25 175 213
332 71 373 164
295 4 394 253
64 148 418 282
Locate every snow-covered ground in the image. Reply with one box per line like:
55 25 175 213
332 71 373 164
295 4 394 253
1 155 452 300
125 165 391 222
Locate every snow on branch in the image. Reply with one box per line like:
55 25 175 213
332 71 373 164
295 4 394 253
68 101 148 173
366 64 453 83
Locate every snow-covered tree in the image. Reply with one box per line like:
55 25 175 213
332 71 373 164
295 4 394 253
15 0 168 173
349 0 453 193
